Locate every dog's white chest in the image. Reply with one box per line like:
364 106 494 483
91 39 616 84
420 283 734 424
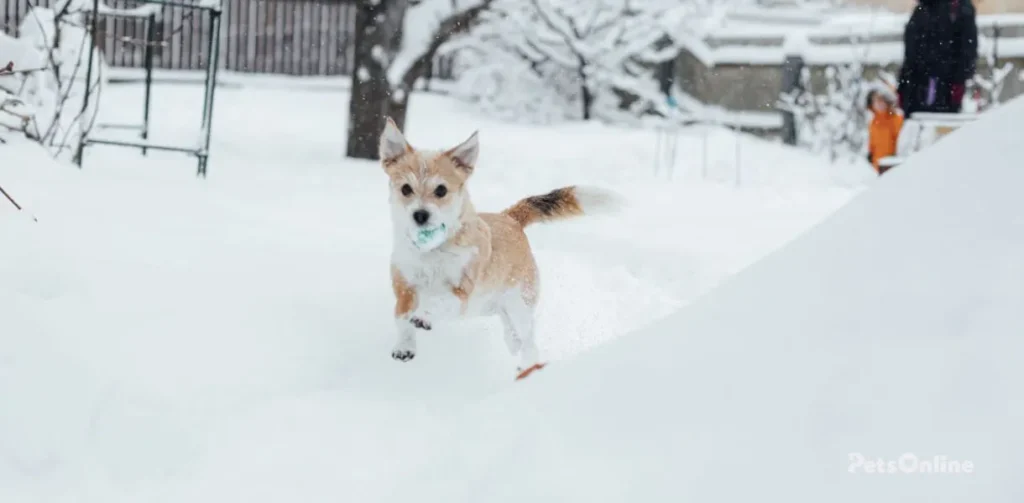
393 244 475 290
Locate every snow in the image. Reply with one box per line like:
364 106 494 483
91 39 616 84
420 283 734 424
81 1 164 19
388 0 487 86
196 0 224 10
778 62 872 162
676 7 1024 66
370 45 389 67
0 75 875 500
453 0 684 122
0 33 45 74
392 87 406 103
3 5 109 153
406 93 1024 503
668 87 784 129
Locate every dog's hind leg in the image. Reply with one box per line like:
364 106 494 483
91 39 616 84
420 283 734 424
500 289 539 372
498 307 522 356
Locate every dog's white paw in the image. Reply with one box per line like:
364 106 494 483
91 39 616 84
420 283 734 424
391 339 417 362
407 302 438 331
409 316 432 331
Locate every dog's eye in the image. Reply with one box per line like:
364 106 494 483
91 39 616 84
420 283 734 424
400 184 413 196
434 185 448 198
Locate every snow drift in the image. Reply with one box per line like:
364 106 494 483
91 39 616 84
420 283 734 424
388 98 1024 500
2 79 1012 502
0 82 864 502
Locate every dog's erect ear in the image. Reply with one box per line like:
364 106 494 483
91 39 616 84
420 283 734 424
444 130 479 175
379 117 412 164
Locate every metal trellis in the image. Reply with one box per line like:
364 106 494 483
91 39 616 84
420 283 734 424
74 0 223 177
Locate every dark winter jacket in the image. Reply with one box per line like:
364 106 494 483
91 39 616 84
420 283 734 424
897 0 978 117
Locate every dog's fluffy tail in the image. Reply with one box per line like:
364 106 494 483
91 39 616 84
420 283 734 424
502 185 623 228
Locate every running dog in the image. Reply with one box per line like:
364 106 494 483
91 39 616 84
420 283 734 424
378 118 620 378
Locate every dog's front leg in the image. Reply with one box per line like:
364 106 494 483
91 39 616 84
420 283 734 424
408 289 463 330
408 240 491 328
391 319 417 361
391 267 419 361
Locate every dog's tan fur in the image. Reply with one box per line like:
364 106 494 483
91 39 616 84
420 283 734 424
389 211 540 313
379 117 617 372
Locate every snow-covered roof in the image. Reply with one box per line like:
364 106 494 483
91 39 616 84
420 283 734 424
672 6 1024 66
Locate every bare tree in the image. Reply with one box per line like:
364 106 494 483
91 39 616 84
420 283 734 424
345 0 493 160
449 0 685 123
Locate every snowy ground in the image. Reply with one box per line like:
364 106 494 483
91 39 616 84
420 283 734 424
1 79 873 501
409 96 1024 503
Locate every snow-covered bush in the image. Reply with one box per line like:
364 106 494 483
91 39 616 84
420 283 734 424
1 0 108 156
777 62 871 163
449 46 571 124
447 0 689 124
0 34 38 142
964 55 1014 113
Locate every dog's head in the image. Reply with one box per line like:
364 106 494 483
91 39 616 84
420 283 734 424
378 117 478 250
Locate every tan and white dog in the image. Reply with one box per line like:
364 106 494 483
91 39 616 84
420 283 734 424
378 118 620 377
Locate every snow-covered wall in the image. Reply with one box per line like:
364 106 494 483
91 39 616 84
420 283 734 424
672 7 1024 135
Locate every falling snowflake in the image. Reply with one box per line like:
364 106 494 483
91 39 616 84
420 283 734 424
371 45 389 67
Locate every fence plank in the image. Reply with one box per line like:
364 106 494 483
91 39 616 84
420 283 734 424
316 1 326 74
329 2 342 75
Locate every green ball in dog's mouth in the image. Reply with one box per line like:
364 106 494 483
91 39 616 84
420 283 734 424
414 223 447 249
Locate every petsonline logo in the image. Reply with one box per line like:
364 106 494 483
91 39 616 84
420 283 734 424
848 453 975 475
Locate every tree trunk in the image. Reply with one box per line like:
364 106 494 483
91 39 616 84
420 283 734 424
345 0 490 159
581 84 594 120
577 58 592 120
345 0 406 160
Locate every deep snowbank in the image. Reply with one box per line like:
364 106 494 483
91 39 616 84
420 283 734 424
0 82 865 502
393 98 1024 501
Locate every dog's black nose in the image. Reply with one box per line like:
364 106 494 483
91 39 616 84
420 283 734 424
412 209 430 226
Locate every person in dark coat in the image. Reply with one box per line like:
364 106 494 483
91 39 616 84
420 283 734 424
897 0 978 117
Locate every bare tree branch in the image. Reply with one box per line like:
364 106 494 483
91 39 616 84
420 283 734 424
396 0 495 95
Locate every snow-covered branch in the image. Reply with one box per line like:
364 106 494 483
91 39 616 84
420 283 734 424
387 0 492 88
964 47 1015 113
448 0 691 123
82 0 163 19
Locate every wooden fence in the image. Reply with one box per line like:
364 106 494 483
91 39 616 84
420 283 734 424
2 0 455 78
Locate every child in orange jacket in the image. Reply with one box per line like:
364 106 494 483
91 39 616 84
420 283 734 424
866 88 904 174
